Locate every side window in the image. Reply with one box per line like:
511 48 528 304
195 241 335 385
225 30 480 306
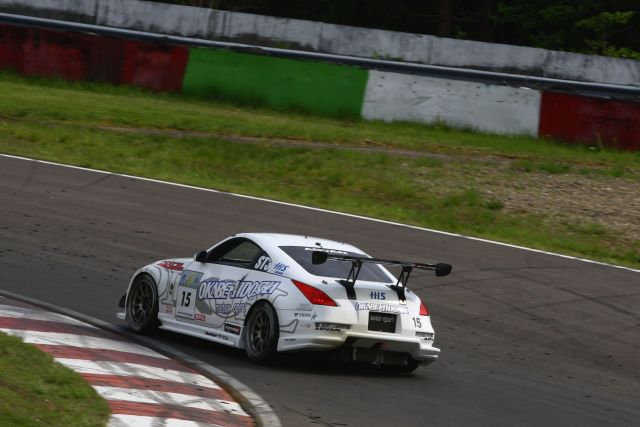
207 238 270 270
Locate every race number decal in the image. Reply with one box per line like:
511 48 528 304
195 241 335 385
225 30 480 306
176 270 203 319
254 255 272 271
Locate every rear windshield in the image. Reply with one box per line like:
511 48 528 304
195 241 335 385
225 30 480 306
280 246 393 283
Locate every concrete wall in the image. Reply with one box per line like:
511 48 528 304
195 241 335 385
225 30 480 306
0 0 638 86
363 71 541 136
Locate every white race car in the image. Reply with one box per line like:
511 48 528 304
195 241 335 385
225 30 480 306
117 233 451 372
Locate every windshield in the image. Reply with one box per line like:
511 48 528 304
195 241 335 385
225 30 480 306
280 246 393 283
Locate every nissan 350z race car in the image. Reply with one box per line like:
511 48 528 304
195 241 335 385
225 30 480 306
117 233 452 372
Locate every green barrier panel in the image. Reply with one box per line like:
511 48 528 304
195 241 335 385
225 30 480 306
182 48 368 117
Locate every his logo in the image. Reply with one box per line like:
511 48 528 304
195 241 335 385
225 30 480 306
370 291 386 300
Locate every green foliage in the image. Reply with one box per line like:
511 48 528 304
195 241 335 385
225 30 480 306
576 11 638 55
496 1 640 57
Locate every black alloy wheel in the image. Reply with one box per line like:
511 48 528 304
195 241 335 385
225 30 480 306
245 302 279 363
126 275 159 334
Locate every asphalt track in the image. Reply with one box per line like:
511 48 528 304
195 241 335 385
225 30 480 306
1 154 638 427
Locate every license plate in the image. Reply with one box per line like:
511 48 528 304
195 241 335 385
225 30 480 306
368 312 396 333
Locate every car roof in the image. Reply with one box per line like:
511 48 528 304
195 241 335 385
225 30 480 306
235 232 367 255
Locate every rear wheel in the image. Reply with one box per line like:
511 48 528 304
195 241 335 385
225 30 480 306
245 302 279 363
126 275 159 334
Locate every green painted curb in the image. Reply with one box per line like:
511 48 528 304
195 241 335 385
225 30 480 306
182 48 368 117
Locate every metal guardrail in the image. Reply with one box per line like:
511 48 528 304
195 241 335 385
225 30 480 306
1 12 639 101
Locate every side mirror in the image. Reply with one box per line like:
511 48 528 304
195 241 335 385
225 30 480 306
435 263 452 277
312 250 328 265
195 250 207 263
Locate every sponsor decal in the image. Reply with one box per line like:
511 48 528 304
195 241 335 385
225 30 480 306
205 331 229 341
304 247 348 255
299 321 313 329
315 322 350 331
295 303 313 312
179 270 203 289
352 301 409 315
294 312 317 320
195 313 205 321
198 280 281 300
158 261 184 271
164 304 173 314
196 278 282 317
224 323 242 335
369 291 386 300
273 263 289 275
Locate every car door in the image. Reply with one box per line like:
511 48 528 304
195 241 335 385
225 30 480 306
174 237 273 335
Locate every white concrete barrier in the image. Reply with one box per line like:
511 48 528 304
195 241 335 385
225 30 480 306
95 0 212 39
362 71 541 136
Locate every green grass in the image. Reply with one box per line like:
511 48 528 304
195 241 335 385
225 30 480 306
0 332 110 427
1 72 637 169
0 73 638 268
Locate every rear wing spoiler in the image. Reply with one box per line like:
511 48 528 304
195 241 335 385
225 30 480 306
311 250 452 301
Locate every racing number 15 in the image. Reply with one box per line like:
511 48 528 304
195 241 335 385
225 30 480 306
180 291 191 307
176 286 196 319
412 317 422 328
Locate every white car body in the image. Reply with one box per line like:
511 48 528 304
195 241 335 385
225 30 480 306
118 233 444 367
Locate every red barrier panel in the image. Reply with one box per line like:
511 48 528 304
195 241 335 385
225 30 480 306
0 24 27 71
121 41 188 92
88 36 127 83
0 23 188 92
23 28 93 81
539 92 640 151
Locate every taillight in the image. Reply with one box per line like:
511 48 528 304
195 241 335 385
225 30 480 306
419 300 429 316
292 280 337 306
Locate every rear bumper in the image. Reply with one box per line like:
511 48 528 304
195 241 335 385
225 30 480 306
278 331 440 362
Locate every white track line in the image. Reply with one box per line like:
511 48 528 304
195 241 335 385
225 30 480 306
0 329 167 359
55 358 221 389
94 386 247 415
108 414 225 427
0 304 97 327
3 153 638 274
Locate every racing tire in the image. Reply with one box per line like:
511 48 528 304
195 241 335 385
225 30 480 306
381 358 421 374
126 275 159 334
245 302 279 363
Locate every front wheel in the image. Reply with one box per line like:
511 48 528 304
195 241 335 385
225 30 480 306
126 275 159 334
245 302 279 363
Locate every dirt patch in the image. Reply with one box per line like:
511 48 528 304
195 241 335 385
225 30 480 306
436 164 640 244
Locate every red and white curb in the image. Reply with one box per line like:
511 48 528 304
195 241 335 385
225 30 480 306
0 297 254 427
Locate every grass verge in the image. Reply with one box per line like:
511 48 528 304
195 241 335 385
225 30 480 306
0 73 638 268
0 332 110 427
